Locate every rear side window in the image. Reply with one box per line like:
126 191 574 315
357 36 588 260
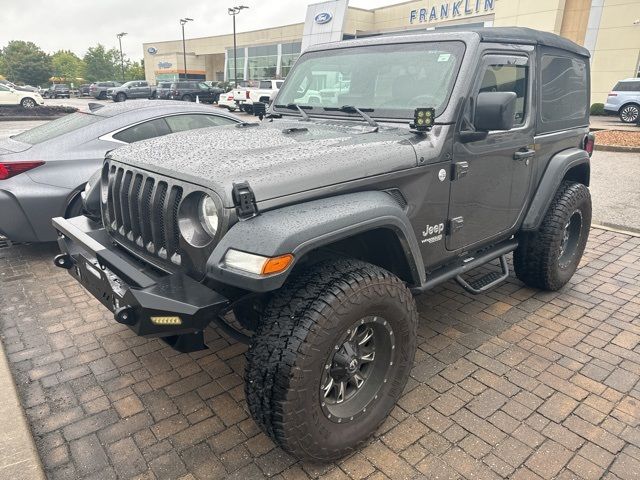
14 113 101 144
539 54 588 130
113 118 171 143
612 81 640 92
165 114 237 133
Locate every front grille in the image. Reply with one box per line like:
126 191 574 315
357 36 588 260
104 163 183 265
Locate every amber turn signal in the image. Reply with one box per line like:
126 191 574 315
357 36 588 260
261 254 294 275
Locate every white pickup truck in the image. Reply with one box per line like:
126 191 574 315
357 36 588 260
233 79 283 113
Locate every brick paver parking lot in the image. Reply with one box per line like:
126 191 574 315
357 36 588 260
1 228 639 480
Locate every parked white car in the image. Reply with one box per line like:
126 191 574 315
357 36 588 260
217 91 237 112
233 79 283 113
604 78 640 123
0 83 44 108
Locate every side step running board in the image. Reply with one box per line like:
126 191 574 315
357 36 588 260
411 239 517 295
455 255 510 294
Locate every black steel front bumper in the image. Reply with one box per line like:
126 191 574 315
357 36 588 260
52 216 229 350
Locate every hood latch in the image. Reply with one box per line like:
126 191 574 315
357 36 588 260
232 181 259 220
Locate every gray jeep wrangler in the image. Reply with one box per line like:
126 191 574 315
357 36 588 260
52 27 594 461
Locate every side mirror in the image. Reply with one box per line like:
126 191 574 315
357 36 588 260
475 91 517 132
127 86 132 89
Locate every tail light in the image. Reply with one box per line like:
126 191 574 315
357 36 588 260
607 93 617 97
583 134 595 157
245 91 250 99
0 161 45 180
228 94 234 100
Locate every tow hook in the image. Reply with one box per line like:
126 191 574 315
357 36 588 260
114 306 136 326
53 253 73 269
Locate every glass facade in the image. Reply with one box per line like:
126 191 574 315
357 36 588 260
281 42 302 78
225 42 301 81
247 44 278 79
226 47 245 83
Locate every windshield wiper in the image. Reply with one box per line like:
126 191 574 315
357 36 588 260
275 103 311 121
324 105 379 129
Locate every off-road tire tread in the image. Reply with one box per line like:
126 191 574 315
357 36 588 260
245 258 417 461
514 181 591 290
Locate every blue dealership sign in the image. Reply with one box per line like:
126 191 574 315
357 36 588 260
314 12 333 24
147 47 158 54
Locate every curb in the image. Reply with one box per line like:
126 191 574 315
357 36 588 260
593 223 640 237
0 340 46 480
594 144 640 153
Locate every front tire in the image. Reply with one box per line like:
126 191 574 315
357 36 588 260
245 259 417 461
20 97 36 109
514 181 591 291
619 103 639 124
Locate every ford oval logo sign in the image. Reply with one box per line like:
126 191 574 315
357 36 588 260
147 47 158 55
314 12 332 24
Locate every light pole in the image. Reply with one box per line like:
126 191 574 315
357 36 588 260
116 32 127 82
228 6 249 87
180 18 193 80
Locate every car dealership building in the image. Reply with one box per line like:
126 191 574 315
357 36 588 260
143 0 640 104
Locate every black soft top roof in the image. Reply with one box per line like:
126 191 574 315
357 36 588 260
473 27 590 57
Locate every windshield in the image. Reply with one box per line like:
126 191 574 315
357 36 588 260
275 41 464 120
14 112 101 144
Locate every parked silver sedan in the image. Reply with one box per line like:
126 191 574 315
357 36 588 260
0 101 241 242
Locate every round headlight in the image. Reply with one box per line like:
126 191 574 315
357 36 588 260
198 195 219 237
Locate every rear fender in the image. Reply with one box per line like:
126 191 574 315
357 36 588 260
522 147 590 231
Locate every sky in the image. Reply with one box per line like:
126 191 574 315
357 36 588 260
0 0 401 61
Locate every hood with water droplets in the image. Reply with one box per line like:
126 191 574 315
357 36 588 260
108 119 418 207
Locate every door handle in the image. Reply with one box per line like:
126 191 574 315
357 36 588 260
513 148 535 161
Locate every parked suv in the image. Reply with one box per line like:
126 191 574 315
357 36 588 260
43 84 70 99
604 78 640 123
90 81 121 100
169 81 222 103
156 81 172 100
107 81 157 102
53 28 594 462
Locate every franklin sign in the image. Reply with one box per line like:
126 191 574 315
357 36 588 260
410 0 494 24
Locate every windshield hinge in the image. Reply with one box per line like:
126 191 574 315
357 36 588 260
232 182 259 220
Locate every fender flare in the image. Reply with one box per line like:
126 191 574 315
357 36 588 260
521 147 590 231
206 191 425 292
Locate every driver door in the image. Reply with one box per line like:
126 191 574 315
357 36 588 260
447 53 534 251
0 84 13 105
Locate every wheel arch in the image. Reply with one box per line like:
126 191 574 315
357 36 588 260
619 101 640 113
206 191 426 292
521 147 590 231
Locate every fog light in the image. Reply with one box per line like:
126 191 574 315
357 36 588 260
223 249 293 275
150 316 183 326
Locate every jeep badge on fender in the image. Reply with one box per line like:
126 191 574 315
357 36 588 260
53 27 593 462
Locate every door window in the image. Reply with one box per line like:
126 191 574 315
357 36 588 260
112 118 171 143
165 114 237 133
478 63 528 126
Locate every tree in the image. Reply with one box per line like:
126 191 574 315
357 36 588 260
83 44 119 82
124 60 145 81
1 40 52 86
51 50 85 83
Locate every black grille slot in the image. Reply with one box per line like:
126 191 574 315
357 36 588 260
128 174 143 242
151 181 168 258
105 163 184 265
119 170 133 236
